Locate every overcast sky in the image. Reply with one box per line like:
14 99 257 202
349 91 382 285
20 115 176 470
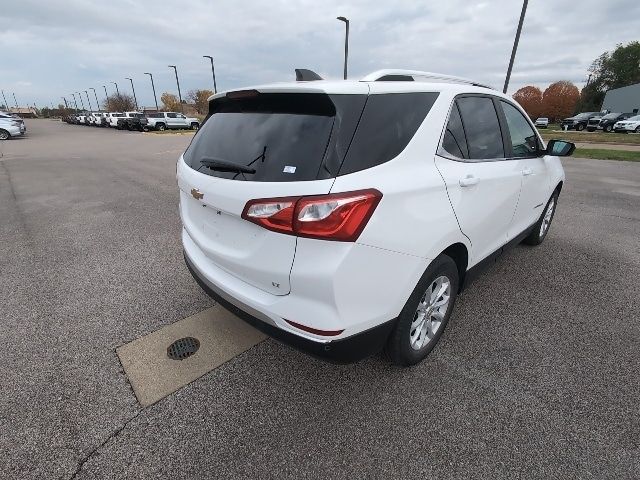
2 0 638 109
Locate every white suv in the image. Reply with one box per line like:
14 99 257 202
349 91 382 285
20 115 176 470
177 69 574 366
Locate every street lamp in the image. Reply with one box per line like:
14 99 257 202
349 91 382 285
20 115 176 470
202 55 217 93
144 73 159 111
84 90 93 111
76 92 85 111
71 93 79 111
125 77 139 110
503 0 528 94
102 85 109 109
111 82 120 96
168 65 183 112
90 88 100 111
1 90 8 109
337 16 349 80
61 97 68 109
13 93 19 108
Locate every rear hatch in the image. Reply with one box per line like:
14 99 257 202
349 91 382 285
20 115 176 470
178 87 368 295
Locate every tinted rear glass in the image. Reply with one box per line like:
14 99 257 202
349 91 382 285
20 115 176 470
184 93 360 182
338 92 439 175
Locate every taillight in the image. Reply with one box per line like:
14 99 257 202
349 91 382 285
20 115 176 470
241 189 382 242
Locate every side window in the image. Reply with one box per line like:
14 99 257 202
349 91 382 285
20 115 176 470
442 102 468 159
500 101 540 158
457 97 504 160
167 112 178 118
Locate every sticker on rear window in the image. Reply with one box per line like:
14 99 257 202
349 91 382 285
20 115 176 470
283 166 296 173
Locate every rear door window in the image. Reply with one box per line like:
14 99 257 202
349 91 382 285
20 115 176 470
457 96 505 160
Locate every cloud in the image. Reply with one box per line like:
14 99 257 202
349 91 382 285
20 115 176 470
1 0 638 107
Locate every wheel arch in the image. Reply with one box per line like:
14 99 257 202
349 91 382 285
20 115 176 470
441 243 468 292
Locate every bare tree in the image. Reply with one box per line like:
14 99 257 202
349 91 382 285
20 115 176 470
186 89 214 114
161 92 181 111
104 93 136 112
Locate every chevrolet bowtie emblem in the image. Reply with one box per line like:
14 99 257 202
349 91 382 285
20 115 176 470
191 188 204 200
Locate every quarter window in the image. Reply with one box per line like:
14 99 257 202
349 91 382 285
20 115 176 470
457 97 504 160
442 102 468 159
500 101 540 158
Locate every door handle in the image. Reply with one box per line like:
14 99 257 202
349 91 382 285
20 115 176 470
522 168 533 176
459 175 479 187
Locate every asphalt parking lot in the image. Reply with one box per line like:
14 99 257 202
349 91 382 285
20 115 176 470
1 120 639 479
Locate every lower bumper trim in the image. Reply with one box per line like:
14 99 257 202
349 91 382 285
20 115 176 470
184 252 396 363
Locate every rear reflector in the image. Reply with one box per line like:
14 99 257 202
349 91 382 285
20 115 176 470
285 319 344 337
241 189 382 242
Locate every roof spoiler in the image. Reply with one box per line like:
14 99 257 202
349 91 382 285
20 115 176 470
295 69 323 81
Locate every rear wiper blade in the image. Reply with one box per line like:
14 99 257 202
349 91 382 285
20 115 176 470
199 157 256 174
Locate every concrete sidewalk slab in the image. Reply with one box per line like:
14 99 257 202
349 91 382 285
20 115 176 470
117 305 266 406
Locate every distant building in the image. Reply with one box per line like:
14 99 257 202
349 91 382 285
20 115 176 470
8 107 38 118
601 83 640 114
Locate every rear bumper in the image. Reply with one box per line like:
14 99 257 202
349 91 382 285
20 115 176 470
184 251 396 363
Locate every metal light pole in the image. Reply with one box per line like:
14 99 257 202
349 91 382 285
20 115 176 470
111 82 119 96
62 97 69 108
503 0 528 94
337 16 349 80
71 93 79 111
13 93 19 108
168 65 183 112
144 73 159 111
125 77 139 110
202 55 217 93
90 88 100 111
84 90 93 111
1 90 8 109
77 92 85 111
102 85 109 109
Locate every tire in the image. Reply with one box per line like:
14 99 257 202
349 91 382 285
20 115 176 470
604 125 612 133
587 128 595 132
635 126 640 133
523 191 559 246
157 123 166 131
576 123 585 131
190 122 199 130
385 254 459 367
126 123 133 131
0 129 10 140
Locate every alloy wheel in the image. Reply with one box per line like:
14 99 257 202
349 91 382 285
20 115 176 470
410 276 451 350
540 197 555 238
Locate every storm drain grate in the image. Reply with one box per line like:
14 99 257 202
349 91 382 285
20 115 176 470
167 337 200 361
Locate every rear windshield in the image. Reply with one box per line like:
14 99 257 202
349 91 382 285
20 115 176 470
184 91 437 182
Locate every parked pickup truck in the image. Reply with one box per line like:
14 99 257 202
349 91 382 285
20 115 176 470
144 112 200 131
116 112 146 131
87 112 105 126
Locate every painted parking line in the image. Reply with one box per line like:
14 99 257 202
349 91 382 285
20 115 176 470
117 305 266 407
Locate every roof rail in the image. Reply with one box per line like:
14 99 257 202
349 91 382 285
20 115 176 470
361 69 493 89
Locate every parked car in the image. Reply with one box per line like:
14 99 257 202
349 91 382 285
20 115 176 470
560 112 600 131
534 117 549 128
178 69 573 366
116 112 145 130
104 112 124 127
87 112 104 126
613 114 640 133
587 112 634 132
77 113 88 125
0 114 26 139
145 112 200 131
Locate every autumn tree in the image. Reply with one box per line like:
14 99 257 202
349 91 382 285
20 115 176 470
187 89 214 114
541 81 580 122
513 86 543 119
104 93 136 112
161 92 181 111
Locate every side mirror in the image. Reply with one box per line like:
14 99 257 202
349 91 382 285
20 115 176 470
546 139 575 157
